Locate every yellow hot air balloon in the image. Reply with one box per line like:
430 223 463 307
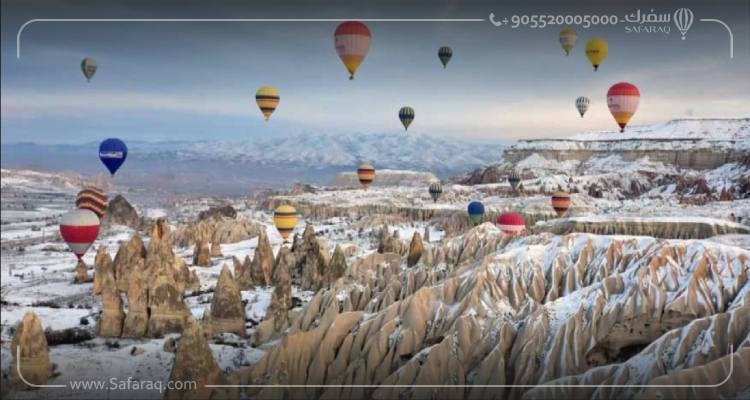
559 28 577 56
585 39 608 71
255 86 280 120
334 21 372 79
273 204 298 242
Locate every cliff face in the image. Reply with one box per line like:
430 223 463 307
502 145 742 170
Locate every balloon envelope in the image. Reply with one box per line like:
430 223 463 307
273 205 298 241
99 138 128 176
585 39 608 71
256 86 280 120
551 191 572 217
60 209 100 260
559 29 577 55
496 212 525 235
467 201 485 226
399 107 415 131
438 46 453 68
507 170 521 191
334 21 372 79
575 96 590 117
357 162 375 190
81 57 97 82
75 186 108 218
607 82 640 132
428 181 443 202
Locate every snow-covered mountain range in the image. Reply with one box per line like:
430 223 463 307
135 132 505 176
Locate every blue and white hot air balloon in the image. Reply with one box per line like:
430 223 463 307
99 138 128 176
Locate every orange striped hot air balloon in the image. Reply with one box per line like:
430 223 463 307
273 205 298 242
607 82 640 132
357 162 375 190
334 21 372 80
75 186 108 218
551 191 571 217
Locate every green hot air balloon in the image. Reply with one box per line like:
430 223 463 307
399 106 415 131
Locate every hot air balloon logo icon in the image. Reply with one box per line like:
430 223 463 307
673 8 694 40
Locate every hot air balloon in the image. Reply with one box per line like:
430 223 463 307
399 107 415 131
551 191 571 217
496 212 526 235
508 170 521 191
438 46 453 68
255 86 280 121
575 96 590 118
81 57 97 82
75 186 108 218
607 82 640 132
585 39 608 71
273 204 298 242
673 8 694 40
467 201 485 226
357 162 375 190
99 138 128 176
428 181 443 202
559 29 578 56
60 208 100 260
334 21 372 80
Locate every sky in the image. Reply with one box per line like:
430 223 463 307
1 0 749 144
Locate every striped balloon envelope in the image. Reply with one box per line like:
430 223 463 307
607 82 640 132
507 170 521 191
357 162 375 190
438 46 452 68
273 205 298 242
75 186 108 218
334 21 372 79
255 86 280 121
496 212 526 235
551 191 572 217
398 106 415 131
60 209 100 260
428 181 443 202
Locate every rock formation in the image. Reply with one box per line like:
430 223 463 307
236 229 750 399
93 245 113 295
192 240 211 267
327 245 347 286
104 194 141 229
122 259 149 338
173 217 259 248
10 312 50 388
407 231 423 268
234 255 254 290
198 204 237 221
423 226 430 243
296 224 329 291
250 229 274 286
165 317 234 400
254 246 294 345
74 259 89 283
204 265 245 337
113 233 146 292
99 265 125 337
209 235 222 257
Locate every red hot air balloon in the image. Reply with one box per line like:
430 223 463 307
496 212 526 235
334 21 372 80
59 209 100 260
607 82 640 132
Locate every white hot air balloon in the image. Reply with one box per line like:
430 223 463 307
81 57 97 82
673 8 694 40
59 208 101 260
575 96 590 118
